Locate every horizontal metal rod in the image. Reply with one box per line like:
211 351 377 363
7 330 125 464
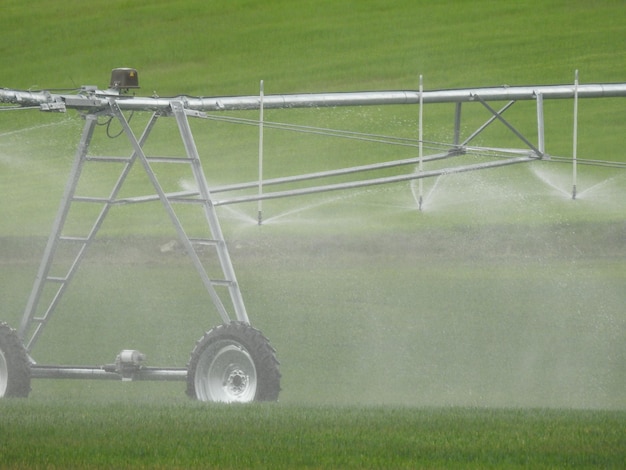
112 190 199 205
104 149 540 207
2 83 625 112
31 365 187 381
215 155 536 206
97 151 460 205
211 150 458 193
544 155 626 169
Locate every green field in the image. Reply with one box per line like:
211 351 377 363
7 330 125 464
1 402 624 469
1 0 625 468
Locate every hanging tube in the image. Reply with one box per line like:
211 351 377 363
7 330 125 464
572 70 579 200
258 80 264 224
418 75 424 211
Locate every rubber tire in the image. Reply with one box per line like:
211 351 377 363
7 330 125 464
187 322 280 403
0 322 31 398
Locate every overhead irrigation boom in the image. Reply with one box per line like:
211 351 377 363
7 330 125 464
3 80 626 112
0 68 624 402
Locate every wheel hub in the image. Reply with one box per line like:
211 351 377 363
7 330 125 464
225 367 249 395
194 341 258 403
187 322 280 403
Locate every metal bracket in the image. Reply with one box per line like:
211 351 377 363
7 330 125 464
183 108 207 119
111 350 146 381
39 101 66 112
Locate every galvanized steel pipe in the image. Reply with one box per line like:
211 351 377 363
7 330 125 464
2 83 626 112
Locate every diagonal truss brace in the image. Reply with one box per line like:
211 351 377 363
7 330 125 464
456 100 516 148
465 94 544 157
19 100 249 353
112 100 248 325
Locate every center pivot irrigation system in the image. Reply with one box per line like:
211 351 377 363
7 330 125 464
1 68 625 402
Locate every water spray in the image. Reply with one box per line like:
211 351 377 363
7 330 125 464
0 68 624 403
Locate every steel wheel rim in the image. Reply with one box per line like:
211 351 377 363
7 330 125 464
0 349 8 397
195 341 257 403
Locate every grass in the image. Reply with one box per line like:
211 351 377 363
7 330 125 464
2 0 625 93
1 402 624 469
1 0 625 467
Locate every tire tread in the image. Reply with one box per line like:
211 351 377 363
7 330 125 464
0 322 31 398
186 321 280 402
